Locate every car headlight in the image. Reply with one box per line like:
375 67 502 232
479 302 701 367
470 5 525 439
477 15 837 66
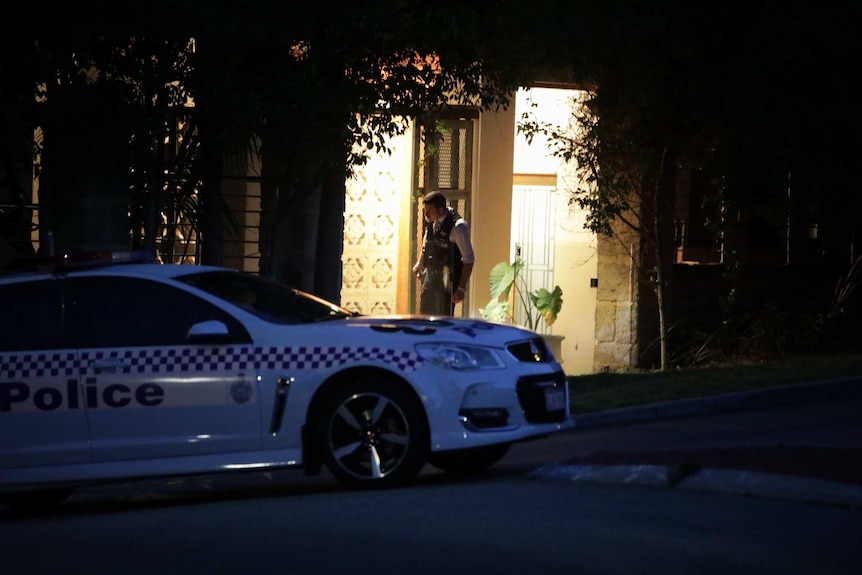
414 342 506 371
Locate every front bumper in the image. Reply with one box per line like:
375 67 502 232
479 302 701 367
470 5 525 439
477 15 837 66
427 368 570 451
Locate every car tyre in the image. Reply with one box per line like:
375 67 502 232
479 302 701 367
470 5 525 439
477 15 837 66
318 378 429 489
427 444 511 474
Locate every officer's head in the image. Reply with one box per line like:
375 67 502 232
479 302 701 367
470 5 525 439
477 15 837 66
422 191 447 222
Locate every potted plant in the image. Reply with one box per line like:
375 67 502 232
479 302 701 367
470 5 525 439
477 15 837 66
480 258 565 361
480 258 563 332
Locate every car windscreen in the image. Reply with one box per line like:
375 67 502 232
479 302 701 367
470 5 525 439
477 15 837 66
178 270 355 325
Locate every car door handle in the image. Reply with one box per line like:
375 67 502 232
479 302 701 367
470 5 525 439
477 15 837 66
91 359 128 373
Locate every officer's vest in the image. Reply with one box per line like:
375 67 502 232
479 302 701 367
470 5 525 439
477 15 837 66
422 208 463 288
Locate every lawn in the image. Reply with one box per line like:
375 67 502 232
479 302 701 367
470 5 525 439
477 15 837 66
566 352 862 414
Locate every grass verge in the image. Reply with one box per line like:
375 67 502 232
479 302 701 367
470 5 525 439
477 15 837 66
566 352 862 414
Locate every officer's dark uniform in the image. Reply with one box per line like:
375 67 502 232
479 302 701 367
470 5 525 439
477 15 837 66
420 207 463 315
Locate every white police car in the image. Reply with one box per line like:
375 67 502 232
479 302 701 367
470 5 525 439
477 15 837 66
0 253 569 508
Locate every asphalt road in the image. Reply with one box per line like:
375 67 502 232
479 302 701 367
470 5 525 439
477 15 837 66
2 378 862 574
2 472 860 575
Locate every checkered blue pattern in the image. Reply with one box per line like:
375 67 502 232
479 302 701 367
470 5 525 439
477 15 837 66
1 346 423 379
0 352 78 379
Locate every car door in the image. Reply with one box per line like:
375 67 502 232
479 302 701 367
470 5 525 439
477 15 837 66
64 274 262 462
0 277 92 469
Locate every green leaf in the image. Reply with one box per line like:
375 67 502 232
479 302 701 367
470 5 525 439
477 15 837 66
529 285 563 327
488 260 520 300
479 299 512 323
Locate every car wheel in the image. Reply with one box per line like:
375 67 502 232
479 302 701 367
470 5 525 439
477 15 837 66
427 443 511 474
319 378 429 488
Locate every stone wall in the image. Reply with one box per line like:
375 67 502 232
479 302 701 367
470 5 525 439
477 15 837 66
593 222 641 372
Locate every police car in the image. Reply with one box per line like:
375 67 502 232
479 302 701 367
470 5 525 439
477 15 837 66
0 252 569 508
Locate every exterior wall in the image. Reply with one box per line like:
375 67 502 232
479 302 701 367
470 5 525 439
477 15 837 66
468 98 517 319
548 185 598 374
593 222 640 372
222 151 260 273
340 126 415 315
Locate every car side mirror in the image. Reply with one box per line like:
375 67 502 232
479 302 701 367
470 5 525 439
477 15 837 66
187 320 232 344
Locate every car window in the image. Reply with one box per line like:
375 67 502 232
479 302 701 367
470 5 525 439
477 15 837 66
178 270 355 325
0 278 63 352
64 276 251 348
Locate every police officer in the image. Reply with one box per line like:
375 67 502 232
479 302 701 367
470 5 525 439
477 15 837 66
412 191 475 315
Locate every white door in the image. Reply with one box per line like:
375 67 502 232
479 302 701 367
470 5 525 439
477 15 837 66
511 185 557 334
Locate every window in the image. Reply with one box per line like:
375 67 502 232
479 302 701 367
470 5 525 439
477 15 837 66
180 270 354 324
64 276 251 348
0 279 63 352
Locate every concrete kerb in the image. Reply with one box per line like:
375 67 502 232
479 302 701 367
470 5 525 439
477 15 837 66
678 468 862 507
528 462 862 509
529 462 673 488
